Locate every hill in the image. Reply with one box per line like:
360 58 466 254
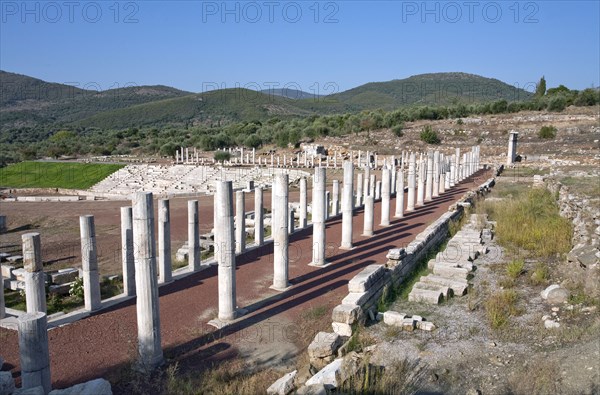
0 70 193 130
320 72 534 111
260 88 323 100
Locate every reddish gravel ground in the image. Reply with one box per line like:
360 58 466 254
0 169 490 390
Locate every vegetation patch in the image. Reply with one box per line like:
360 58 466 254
485 289 519 329
485 188 572 258
0 161 123 189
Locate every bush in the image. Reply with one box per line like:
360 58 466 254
214 151 231 162
391 124 404 137
419 125 441 144
547 96 566 112
538 125 557 139
69 277 84 299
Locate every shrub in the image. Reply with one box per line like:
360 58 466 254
391 124 404 137
419 125 441 144
69 277 84 299
547 96 566 112
214 151 231 162
538 125 557 139
506 259 525 279
485 289 519 329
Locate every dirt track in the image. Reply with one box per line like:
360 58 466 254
0 169 490 389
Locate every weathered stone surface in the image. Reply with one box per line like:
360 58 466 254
305 358 343 388
383 311 406 326
0 371 15 395
408 288 443 304
48 379 112 395
331 304 361 325
421 274 469 296
546 287 570 305
402 318 416 331
416 321 436 331
348 265 385 293
386 248 406 261
541 284 561 300
308 332 342 359
412 282 452 299
13 386 45 395
267 370 297 395
432 265 469 280
544 319 560 329
331 322 352 337
567 246 599 267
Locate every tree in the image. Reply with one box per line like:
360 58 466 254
535 76 546 97
214 151 231 162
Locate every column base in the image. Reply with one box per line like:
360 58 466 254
269 283 293 292
339 245 355 251
208 308 248 329
308 261 333 268
361 232 374 237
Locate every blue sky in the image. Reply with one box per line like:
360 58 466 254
1 1 598 93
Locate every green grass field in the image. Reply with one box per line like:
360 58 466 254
0 161 123 189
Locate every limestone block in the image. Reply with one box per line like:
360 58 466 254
421 274 469 296
308 332 342 359
402 318 416 331
408 288 443 304
0 371 15 395
348 265 385 293
432 265 469 280
413 282 452 299
48 379 112 395
331 322 353 337
331 304 361 325
382 311 406 326
267 370 297 395
416 321 436 331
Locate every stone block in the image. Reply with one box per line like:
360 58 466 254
331 322 353 337
267 370 297 395
408 287 443 304
48 378 112 395
0 371 15 395
331 304 361 325
382 311 406 326
308 332 342 359
416 321 436 331
402 318 416 331
348 265 385 293
432 265 469 280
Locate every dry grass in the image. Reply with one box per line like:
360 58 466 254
506 358 561 394
506 259 525 279
485 289 519 329
485 188 572 258
529 262 550 286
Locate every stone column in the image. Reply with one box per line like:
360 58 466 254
375 180 381 200
289 208 295 234
363 167 370 203
120 207 135 296
425 151 433 201
362 195 374 237
340 161 354 250
0 269 4 319
235 191 246 254
356 173 363 207
391 165 397 197
158 199 172 284
18 312 51 393
433 151 440 198
272 174 289 290
216 181 237 320
79 215 101 312
454 148 461 184
417 155 425 207
22 233 46 314
370 174 376 198
439 154 446 194
325 191 331 220
449 156 456 187
395 168 404 218
407 152 416 212
299 177 308 228
380 168 391 226
332 180 340 216
254 187 264 246
507 132 518 165
312 167 327 266
132 192 163 370
188 200 200 272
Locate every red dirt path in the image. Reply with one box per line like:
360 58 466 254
0 170 490 390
